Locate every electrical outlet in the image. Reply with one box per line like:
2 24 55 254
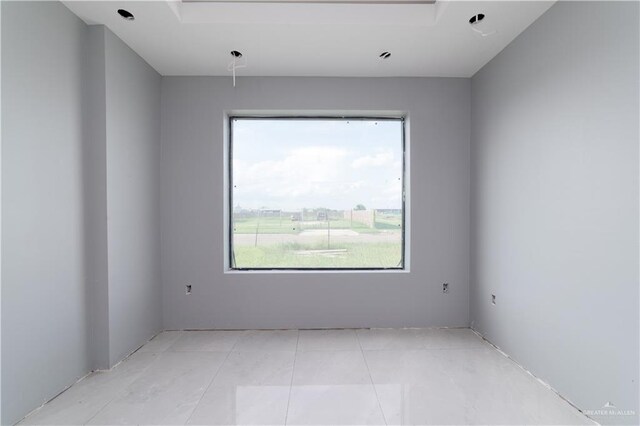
442 283 449 294
491 294 496 305
185 284 192 295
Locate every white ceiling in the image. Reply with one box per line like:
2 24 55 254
63 0 554 77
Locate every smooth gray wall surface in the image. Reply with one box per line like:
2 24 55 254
1 2 91 424
160 77 470 329
470 2 639 424
84 25 110 371
104 29 162 365
1 2 5 423
1 4 163 422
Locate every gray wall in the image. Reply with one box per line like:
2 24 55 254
1 3 162 423
85 25 110 371
1 1 4 423
1 2 91 424
160 77 470 329
104 29 162 366
470 2 639 425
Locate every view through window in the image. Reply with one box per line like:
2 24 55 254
230 117 405 269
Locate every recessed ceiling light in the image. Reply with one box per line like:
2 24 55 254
469 13 485 25
117 9 135 21
379 51 391 59
230 50 243 58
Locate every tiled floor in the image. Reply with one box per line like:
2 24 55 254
19 328 593 425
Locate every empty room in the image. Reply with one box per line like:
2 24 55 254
1 0 638 425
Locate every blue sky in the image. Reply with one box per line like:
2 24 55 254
232 118 403 211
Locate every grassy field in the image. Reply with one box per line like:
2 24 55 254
232 214 402 235
233 217 301 234
232 213 404 268
375 213 403 230
233 242 402 269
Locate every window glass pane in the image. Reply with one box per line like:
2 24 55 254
230 118 404 269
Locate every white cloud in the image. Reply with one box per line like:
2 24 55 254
234 146 402 210
234 146 350 201
351 150 394 169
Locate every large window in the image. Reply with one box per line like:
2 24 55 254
229 117 405 270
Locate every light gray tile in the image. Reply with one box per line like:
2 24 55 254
212 351 295 386
374 379 590 425
233 330 299 351
138 331 183 353
357 328 435 350
286 385 386 425
439 346 527 390
18 329 593 426
357 328 485 351
433 328 487 349
87 351 227 425
532 387 593 425
373 347 593 425
363 349 451 385
441 348 591 425
168 330 243 352
20 352 159 425
186 385 289 425
293 351 371 385
297 329 360 351
375 383 479 425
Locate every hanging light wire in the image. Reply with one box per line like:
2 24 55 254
228 51 247 88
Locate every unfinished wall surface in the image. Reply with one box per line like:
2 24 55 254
103 29 162 366
470 2 639 424
1 2 91 424
160 76 471 329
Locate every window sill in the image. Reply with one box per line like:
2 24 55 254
224 268 410 274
